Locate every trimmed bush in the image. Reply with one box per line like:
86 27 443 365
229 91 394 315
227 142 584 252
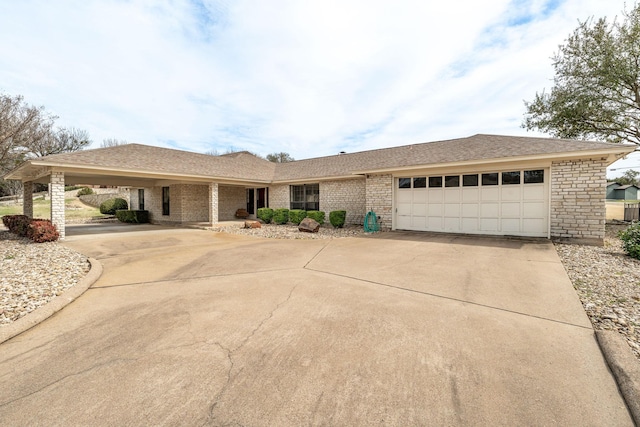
99 197 128 215
619 222 640 259
2 215 59 242
257 207 274 223
116 210 150 223
273 208 289 225
64 185 82 191
306 210 325 225
289 209 307 225
329 210 346 228
27 220 59 243
2 215 31 236
76 187 94 196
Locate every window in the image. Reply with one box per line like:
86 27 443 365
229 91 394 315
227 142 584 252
502 171 520 185
482 173 498 186
398 178 411 189
524 170 544 184
444 175 460 187
138 189 145 210
429 176 442 188
162 187 170 216
463 174 478 187
413 177 427 188
290 184 319 211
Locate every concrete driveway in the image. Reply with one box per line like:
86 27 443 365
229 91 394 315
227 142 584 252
0 225 633 426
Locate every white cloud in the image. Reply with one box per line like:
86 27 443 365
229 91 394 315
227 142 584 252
0 0 632 162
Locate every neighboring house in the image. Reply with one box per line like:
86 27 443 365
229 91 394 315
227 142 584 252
606 182 639 200
4 134 635 244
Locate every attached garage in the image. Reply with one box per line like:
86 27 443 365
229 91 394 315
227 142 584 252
395 168 548 237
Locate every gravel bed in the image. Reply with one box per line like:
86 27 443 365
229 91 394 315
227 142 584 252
555 224 640 361
0 230 90 325
210 223 370 239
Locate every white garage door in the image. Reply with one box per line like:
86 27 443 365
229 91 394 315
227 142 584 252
395 169 548 237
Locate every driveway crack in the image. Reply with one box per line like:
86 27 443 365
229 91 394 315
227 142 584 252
202 284 299 426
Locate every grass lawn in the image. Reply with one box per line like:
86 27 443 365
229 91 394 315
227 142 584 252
0 197 107 221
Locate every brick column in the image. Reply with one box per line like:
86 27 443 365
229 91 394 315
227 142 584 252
209 182 219 224
365 174 393 230
50 171 65 240
23 181 34 218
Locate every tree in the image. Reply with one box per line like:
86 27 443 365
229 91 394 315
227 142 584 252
615 169 640 186
101 138 128 148
0 93 91 195
266 152 295 163
523 4 640 145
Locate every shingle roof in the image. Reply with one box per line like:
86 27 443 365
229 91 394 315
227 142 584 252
273 134 634 181
6 134 634 183
30 144 276 182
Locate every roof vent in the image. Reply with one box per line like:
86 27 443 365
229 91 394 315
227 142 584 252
339 151 346 155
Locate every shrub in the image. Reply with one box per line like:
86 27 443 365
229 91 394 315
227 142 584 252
99 197 128 215
64 185 81 191
273 208 289 225
2 215 31 236
257 207 274 223
619 222 640 259
306 210 325 225
116 210 149 223
27 219 59 243
76 187 94 196
329 210 346 228
288 209 307 225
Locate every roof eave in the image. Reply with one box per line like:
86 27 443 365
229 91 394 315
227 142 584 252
351 147 636 175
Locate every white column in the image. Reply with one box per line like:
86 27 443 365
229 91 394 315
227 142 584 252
23 181 34 218
50 171 65 240
209 182 218 225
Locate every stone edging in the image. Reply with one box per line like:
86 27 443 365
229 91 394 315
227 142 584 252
596 330 640 426
0 258 102 345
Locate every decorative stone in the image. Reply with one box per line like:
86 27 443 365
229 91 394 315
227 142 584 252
299 217 320 233
244 220 261 229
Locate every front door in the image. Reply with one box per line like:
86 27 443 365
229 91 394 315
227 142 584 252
246 188 255 215
257 188 267 210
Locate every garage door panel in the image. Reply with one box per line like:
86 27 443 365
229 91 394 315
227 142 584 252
428 216 443 229
481 187 499 201
481 203 499 217
462 218 478 231
397 191 412 203
501 218 521 232
462 203 478 217
501 187 520 201
428 203 443 216
413 203 427 216
411 216 426 229
444 217 460 231
427 188 443 202
523 185 544 200
397 203 412 215
480 218 499 231
444 204 460 217
523 218 546 233
523 201 546 217
462 188 479 202
444 189 460 203
412 189 427 203
501 202 521 217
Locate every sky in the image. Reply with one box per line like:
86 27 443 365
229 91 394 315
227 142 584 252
0 0 637 175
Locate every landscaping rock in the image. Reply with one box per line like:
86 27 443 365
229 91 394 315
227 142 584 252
244 220 261 229
298 217 320 233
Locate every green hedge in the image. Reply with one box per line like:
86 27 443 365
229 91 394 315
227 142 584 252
619 222 640 259
257 207 274 223
76 187 94 196
116 210 149 223
99 198 128 215
306 210 325 225
329 210 346 228
273 208 289 225
289 209 307 225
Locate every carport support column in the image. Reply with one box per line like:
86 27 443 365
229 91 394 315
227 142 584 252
23 181 34 218
209 182 218 225
50 171 65 240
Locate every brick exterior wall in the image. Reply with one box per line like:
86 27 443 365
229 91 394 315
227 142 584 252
320 178 366 225
365 174 393 230
219 185 245 220
550 158 607 243
176 184 210 222
23 181 33 218
50 171 66 239
268 184 289 209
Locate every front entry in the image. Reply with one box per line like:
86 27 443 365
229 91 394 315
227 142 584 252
246 187 268 216
246 189 255 215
